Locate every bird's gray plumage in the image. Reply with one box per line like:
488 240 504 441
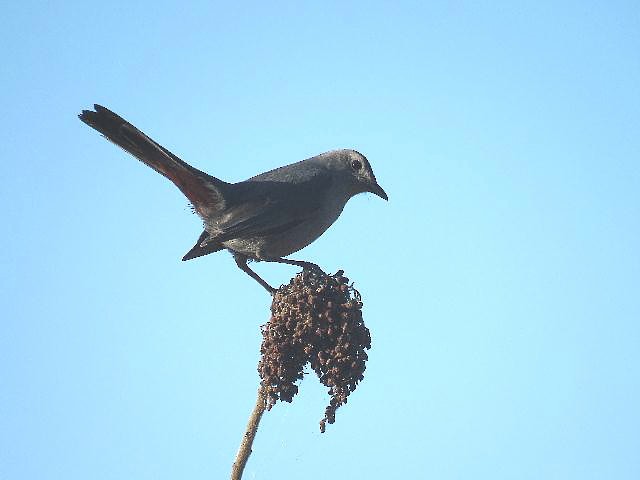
78 104 387 293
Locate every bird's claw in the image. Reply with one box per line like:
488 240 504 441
300 263 325 285
302 262 322 273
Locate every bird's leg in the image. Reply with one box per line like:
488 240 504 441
267 257 323 273
233 253 276 295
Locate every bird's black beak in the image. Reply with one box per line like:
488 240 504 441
368 182 388 201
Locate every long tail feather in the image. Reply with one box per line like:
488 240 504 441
79 104 228 217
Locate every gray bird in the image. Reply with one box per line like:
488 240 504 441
79 105 388 293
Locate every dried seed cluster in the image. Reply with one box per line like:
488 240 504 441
258 269 371 432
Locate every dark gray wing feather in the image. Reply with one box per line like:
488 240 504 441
213 171 332 242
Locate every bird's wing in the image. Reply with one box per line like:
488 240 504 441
213 173 332 243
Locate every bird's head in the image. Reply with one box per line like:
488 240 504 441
326 149 388 201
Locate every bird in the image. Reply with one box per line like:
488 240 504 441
78 105 388 294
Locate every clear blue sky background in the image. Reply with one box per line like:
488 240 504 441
2 1 639 479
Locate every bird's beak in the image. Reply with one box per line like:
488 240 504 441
368 182 388 201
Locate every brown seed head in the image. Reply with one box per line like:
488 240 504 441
257 269 371 431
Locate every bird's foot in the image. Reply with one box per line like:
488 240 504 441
300 261 322 273
299 263 326 285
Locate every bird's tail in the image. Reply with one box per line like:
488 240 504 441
79 104 229 217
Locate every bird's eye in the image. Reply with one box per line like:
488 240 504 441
351 159 362 171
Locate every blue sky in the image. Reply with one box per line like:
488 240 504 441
1 1 639 479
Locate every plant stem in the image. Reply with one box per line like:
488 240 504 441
230 387 266 480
